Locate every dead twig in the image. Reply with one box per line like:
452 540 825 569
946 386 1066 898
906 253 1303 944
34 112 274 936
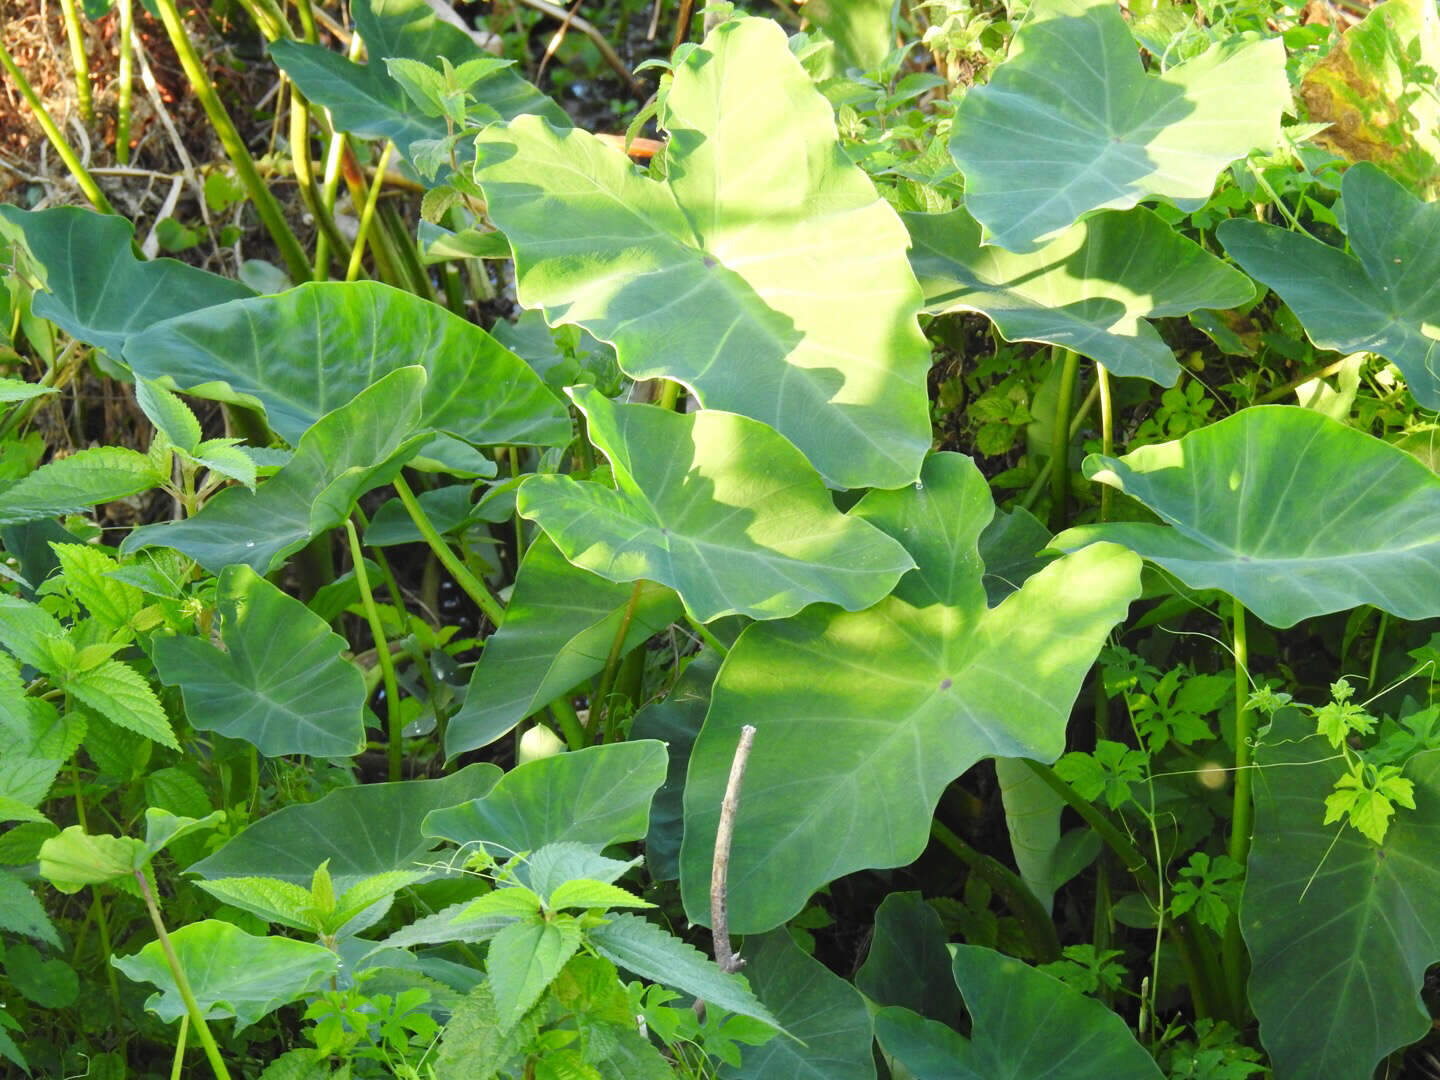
710 724 757 974
513 0 643 94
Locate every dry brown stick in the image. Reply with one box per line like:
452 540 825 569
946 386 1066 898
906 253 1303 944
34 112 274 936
710 724 757 974
513 0 642 93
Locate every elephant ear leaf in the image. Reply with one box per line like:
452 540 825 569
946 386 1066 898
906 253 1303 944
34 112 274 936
1219 163 1440 409
470 15 932 489
1054 406 1440 628
1244 709 1440 1080
679 452 1141 933
874 945 1163 1079
948 0 1288 252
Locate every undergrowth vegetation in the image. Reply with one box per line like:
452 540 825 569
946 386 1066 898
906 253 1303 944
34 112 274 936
2 0 1440 1076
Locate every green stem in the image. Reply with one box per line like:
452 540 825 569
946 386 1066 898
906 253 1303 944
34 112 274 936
1096 362 1113 522
595 580 644 741
312 32 364 280
169 1013 189 1080
549 696 588 751
59 0 94 123
1022 758 1156 894
346 141 395 282
0 39 114 214
509 447 526 565
393 475 505 626
116 0 136 164
90 893 124 1025
1022 757 1223 1018
930 819 1060 962
685 613 728 657
151 0 311 282
346 519 403 781
1223 597 1252 1020
378 200 435 299
1368 609 1389 692
1019 379 1098 513
655 379 682 411
1048 347 1081 531
135 871 233 1080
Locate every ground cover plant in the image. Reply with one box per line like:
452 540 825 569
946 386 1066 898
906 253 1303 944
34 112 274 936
2 0 1440 1075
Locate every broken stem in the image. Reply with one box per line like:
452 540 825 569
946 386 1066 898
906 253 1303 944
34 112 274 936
711 724 757 974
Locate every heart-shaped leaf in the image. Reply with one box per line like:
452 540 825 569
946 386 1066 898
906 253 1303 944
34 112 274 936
679 453 1142 932
1054 406 1440 627
471 16 932 489
1244 710 1440 1080
905 206 1254 383
190 764 501 890
423 740 667 854
269 0 565 172
154 565 367 758
856 892 965 1024
720 928 874 1079
446 534 683 756
948 0 1288 252
873 945 1163 1079
112 919 337 1030
125 281 570 447
518 388 914 623
1218 164 1440 409
0 206 253 355
122 367 430 573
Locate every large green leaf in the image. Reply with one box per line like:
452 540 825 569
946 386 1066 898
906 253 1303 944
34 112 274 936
153 565 367 758
905 206 1254 383
122 368 430 573
269 0 565 172
125 281 569 447
855 892 965 1024
0 447 167 527
445 535 683 757
189 764 501 890
423 741 667 854
1054 406 1440 627
801 0 894 72
679 453 1142 932
0 206 253 355
1244 710 1440 1079
518 389 914 623
947 0 1288 252
471 16 932 489
874 946 1163 1078
720 928 873 1079
1218 164 1440 409
112 919 337 1030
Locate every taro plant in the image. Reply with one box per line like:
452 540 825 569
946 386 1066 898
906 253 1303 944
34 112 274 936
4 0 1440 1076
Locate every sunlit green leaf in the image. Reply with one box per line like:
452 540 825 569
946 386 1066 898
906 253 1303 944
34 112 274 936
905 206 1254 383
680 453 1141 932
518 389 914 622
154 564 367 758
1055 406 1440 627
112 919 337 1030
0 206 252 355
472 16 932 488
125 281 570 448
948 0 1288 252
